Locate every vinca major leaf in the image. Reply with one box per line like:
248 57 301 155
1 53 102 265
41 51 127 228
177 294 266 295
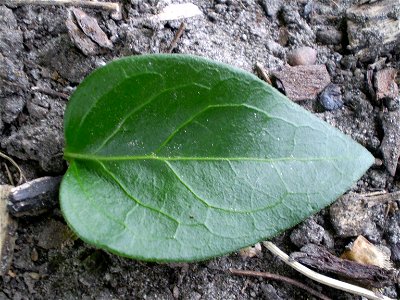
61 55 374 261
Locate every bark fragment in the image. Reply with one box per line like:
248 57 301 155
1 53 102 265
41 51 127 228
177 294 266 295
346 0 400 61
291 244 397 288
272 65 330 101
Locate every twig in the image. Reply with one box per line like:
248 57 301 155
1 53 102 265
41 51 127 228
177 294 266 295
0 151 26 185
32 86 69 100
2 0 122 19
255 62 272 85
263 241 395 300
2 162 15 186
229 268 331 300
167 22 186 53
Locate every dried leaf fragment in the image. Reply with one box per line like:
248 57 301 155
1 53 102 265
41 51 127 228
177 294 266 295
341 236 393 270
239 243 262 259
72 8 113 50
66 11 98 56
152 3 203 21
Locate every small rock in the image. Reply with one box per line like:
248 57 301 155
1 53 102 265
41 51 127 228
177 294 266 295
265 39 285 58
316 28 342 45
260 0 283 18
0 54 29 94
330 193 382 241
26 95 50 120
260 283 283 300
386 212 400 263
290 218 325 248
318 84 343 111
390 243 400 263
374 68 398 102
30 248 38 262
28 272 40 280
379 110 400 176
0 6 23 58
272 65 331 101
1 95 26 124
287 46 317 66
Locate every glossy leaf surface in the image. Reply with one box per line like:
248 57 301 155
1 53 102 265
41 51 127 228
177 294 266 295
61 55 374 261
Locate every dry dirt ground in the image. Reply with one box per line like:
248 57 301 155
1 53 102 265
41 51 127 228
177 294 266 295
0 0 399 299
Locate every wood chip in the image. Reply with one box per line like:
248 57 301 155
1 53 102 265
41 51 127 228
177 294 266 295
291 244 396 288
374 68 398 101
272 65 330 101
72 8 113 49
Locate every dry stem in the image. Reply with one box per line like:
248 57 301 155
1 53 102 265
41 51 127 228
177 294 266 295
2 0 122 19
229 268 331 300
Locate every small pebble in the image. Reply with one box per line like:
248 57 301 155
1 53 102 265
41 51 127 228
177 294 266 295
318 84 343 111
316 28 342 45
31 248 39 262
29 272 40 280
287 46 317 66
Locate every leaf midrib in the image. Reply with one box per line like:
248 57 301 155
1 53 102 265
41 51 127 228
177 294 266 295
64 152 355 163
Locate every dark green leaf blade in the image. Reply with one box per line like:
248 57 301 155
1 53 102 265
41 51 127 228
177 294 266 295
61 55 374 261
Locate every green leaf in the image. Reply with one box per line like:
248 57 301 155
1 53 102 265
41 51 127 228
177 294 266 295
61 54 374 261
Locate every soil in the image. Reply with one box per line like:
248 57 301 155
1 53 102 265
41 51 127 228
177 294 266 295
1 0 399 299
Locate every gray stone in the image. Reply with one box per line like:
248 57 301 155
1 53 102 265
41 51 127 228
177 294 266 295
330 193 383 241
1 95 26 124
2 124 64 173
0 6 23 57
0 54 29 95
290 218 325 248
316 28 342 45
386 212 400 263
260 0 283 18
379 110 400 176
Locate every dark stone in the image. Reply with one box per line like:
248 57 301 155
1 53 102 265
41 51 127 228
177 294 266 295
318 84 343 111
